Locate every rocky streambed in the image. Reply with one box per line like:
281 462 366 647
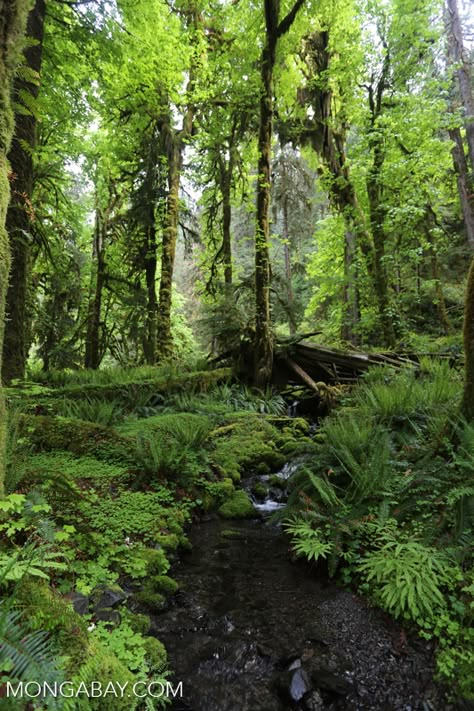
151 509 448 711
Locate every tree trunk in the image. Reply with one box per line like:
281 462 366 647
425 218 450 335
156 140 181 361
144 214 158 365
446 0 474 175
0 0 32 492
449 126 474 248
282 193 296 335
2 0 45 384
341 230 360 344
366 75 396 348
462 256 474 419
222 163 233 288
253 0 305 387
84 211 105 370
254 39 275 387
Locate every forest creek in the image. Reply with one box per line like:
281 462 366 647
0 0 474 709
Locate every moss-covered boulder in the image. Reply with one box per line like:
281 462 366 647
143 637 167 671
19 414 134 463
218 490 256 519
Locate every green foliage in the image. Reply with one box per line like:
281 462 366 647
285 363 473 696
58 396 124 426
357 526 459 620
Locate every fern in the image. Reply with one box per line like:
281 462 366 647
358 537 457 621
0 603 65 706
283 518 334 562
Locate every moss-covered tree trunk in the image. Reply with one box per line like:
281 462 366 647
341 229 360 344
254 38 274 387
84 210 105 370
282 192 296 335
366 55 396 349
254 0 305 387
2 0 44 384
221 159 233 288
447 0 474 174
144 211 157 365
462 257 474 419
0 0 33 493
449 126 474 249
156 139 181 361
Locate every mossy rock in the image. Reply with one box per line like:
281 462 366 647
218 490 256 519
133 590 167 611
143 637 167 671
154 532 180 550
150 574 179 595
20 414 134 464
252 482 268 499
210 415 288 480
16 581 89 675
269 475 286 490
126 612 151 635
142 547 170 576
73 638 136 710
221 528 244 540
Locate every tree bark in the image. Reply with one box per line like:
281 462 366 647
144 211 157 364
282 192 296 335
446 0 474 175
221 160 233 288
462 256 474 419
449 126 474 249
0 0 33 491
2 0 45 384
84 209 105 370
254 0 305 387
341 230 360 344
156 138 181 361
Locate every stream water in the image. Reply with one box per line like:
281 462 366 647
152 466 448 711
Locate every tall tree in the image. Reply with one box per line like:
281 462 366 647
0 0 33 491
254 0 305 387
2 0 45 383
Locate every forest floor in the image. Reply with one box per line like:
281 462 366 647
1 359 473 710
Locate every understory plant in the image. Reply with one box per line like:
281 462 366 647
284 362 473 698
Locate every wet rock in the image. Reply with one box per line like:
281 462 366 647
290 668 312 702
68 592 89 615
304 657 353 695
91 584 127 610
303 689 324 711
94 608 121 628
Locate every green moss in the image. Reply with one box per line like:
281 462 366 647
142 547 170 576
218 490 256 519
154 532 180 550
72 638 136 710
16 581 89 674
150 574 179 595
252 482 268 499
221 528 244 539
210 415 286 480
117 411 211 440
143 637 167 671
269 475 286 489
134 590 166 611
19 451 130 485
20 414 134 464
126 612 151 635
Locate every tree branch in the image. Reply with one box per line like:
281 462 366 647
277 0 305 38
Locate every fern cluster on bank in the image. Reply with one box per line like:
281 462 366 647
284 361 473 699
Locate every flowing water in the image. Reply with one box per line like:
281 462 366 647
151 465 448 711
